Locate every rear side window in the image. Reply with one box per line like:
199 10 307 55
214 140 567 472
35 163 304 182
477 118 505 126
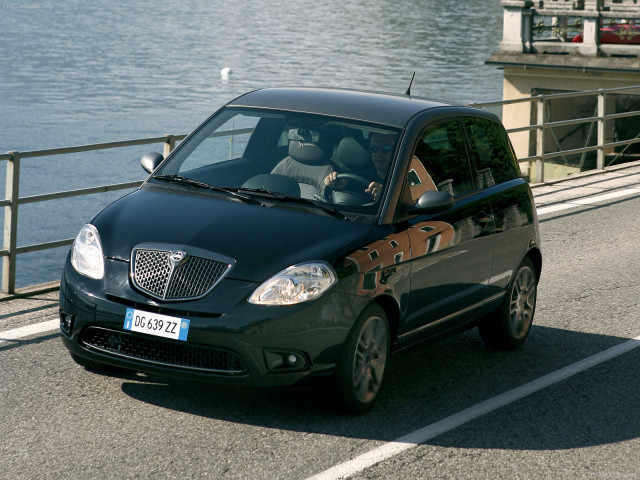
463 117 521 188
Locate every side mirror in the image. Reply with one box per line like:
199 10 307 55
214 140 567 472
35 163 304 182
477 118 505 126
140 152 164 174
406 190 454 215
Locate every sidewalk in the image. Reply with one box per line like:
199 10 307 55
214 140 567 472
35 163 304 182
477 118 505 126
531 160 640 210
0 287 58 338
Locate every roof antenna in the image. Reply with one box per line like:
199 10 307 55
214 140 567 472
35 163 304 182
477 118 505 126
405 72 416 96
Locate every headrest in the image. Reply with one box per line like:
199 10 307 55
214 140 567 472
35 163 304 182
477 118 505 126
288 140 327 164
335 137 370 169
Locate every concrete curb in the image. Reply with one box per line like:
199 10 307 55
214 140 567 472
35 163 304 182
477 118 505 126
0 281 60 302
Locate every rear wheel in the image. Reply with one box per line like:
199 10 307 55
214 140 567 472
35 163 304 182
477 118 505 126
479 257 537 350
335 304 390 414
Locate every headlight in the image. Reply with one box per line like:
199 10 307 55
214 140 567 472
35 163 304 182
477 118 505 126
249 262 337 305
70 224 105 279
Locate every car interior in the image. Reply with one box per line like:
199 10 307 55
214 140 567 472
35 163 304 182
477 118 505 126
166 111 402 211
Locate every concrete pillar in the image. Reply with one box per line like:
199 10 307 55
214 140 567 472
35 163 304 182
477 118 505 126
578 0 601 56
579 16 599 55
584 0 602 11
499 1 534 53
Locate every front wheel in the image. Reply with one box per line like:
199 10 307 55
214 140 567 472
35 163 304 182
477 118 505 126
334 304 390 414
479 257 537 350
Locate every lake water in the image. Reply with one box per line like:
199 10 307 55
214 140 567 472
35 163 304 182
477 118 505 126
0 0 505 288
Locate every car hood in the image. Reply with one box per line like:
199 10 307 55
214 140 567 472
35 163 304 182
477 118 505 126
92 187 375 282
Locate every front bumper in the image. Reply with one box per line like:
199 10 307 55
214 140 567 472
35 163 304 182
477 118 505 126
59 258 367 387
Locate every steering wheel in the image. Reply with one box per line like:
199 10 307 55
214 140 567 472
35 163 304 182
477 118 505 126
331 173 375 204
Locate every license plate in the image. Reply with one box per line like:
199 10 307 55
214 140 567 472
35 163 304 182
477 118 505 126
123 308 190 341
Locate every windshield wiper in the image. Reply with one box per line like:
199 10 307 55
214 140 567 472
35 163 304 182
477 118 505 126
236 187 345 219
153 175 263 206
154 174 211 189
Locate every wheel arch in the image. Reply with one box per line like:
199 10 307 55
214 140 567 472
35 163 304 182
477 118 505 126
372 294 401 346
526 247 542 282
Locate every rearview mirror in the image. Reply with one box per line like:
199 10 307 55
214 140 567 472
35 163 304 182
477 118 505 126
140 152 164 174
406 190 454 215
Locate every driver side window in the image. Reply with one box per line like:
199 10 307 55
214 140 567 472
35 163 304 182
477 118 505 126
410 120 474 200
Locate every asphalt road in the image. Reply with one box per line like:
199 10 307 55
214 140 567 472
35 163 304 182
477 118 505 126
1 170 639 480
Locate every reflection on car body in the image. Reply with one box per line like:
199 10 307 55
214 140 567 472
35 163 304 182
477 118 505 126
60 87 541 413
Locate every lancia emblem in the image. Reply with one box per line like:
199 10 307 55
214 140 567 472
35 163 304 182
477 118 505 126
169 250 187 266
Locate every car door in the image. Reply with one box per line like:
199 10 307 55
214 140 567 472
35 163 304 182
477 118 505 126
398 118 496 342
462 116 537 298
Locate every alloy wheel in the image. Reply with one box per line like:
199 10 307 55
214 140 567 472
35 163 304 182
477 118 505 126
508 264 537 340
351 315 388 404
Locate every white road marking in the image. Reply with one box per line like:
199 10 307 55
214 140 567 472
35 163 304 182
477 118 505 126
307 334 640 480
3 184 640 477
536 187 640 216
0 319 59 344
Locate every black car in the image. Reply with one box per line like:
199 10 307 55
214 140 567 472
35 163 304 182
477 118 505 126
60 87 541 413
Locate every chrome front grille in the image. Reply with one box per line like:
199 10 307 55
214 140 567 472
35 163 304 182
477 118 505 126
132 246 232 301
134 249 173 298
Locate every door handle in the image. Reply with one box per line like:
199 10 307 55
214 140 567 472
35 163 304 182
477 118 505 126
476 211 494 224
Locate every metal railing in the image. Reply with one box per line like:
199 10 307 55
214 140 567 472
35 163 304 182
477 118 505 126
2 84 640 294
472 84 640 183
0 134 185 294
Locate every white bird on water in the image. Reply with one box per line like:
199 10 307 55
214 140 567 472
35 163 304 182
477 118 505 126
220 67 232 81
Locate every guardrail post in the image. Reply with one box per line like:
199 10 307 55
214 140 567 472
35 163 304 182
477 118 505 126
163 134 176 158
597 89 605 170
3 151 20 294
535 96 546 183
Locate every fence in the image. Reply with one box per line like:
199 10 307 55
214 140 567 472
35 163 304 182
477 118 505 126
473 84 640 183
2 84 640 294
0 134 185 294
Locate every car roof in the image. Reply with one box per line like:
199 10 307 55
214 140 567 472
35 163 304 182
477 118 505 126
226 87 464 129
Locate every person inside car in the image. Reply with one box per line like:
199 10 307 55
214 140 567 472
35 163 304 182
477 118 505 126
325 132 435 202
324 132 394 201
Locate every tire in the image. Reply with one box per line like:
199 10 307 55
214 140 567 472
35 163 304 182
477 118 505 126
335 304 390 414
479 257 537 350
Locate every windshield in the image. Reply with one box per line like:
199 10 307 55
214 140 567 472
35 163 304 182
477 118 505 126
152 107 401 221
